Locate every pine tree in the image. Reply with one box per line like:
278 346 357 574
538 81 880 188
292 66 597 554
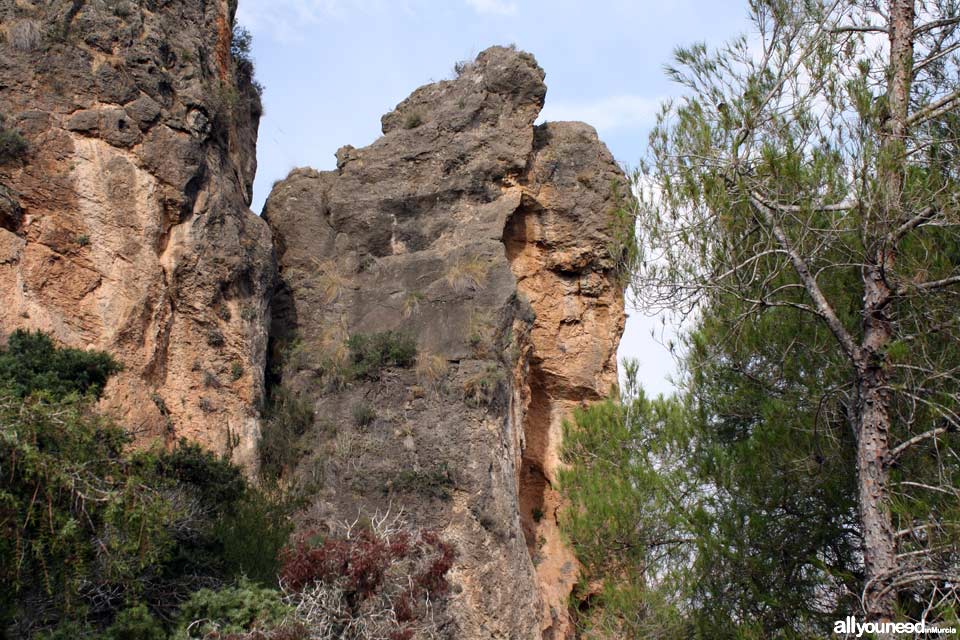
632 0 960 627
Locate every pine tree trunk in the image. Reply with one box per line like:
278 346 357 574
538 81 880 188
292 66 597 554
857 269 897 622
856 0 915 624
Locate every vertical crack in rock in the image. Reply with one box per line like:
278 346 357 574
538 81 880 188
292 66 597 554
503 146 627 636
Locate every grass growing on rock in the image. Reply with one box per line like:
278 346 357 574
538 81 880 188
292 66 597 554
346 331 417 380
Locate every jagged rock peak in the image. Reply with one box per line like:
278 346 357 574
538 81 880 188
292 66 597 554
264 46 629 639
379 45 546 135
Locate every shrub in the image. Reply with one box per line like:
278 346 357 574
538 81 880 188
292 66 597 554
231 362 244 380
104 604 165 640
230 25 263 99
403 112 423 129
278 511 454 639
207 327 226 347
174 578 290 639
0 332 291 636
260 387 314 478
352 401 377 427
606 181 640 284
390 463 455 500
0 129 28 164
0 329 121 399
346 331 416 380
462 365 505 408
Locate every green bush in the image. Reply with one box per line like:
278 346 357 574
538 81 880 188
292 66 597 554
346 331 417 380
0 329 121 399
0 331 291 637
260 387 314 478
0 128 28 164
103 604 165 640
174 578 290 639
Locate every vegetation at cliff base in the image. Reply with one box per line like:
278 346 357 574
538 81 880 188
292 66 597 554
0 330 455 639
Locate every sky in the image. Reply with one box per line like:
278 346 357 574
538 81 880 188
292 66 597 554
237 0 752 397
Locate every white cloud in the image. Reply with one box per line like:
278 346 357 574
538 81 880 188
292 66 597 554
464 0 517 16
538 95 665 133
237 0 404 41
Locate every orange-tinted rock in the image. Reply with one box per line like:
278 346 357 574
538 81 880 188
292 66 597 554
0 0 275 470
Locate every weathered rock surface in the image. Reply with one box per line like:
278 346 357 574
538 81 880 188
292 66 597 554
264 46 627 639
0 0 274 468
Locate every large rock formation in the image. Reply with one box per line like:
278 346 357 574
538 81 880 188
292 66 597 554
0 5 629 633
264 46 628 639
0 0 274 468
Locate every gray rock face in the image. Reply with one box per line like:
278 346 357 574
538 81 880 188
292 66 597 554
0 0 275 469
264 46 628 639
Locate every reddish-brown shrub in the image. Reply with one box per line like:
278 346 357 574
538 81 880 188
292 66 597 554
278 514 455 639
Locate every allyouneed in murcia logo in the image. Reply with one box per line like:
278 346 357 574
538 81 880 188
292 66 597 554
833 616 957 637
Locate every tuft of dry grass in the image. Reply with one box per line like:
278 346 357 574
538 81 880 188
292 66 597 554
402 290 425 318
6 20 41 52
415 352 448 392
310 258 348 304
462 365 505 408
445 256 488 293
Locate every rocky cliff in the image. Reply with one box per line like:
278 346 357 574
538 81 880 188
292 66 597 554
264 47 627 639
0 0 274 469
0 4 629 634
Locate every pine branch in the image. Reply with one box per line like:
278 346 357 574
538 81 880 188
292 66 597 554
749 192 860 362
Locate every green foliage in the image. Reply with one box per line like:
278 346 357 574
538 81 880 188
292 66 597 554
260 387 314 478
0 393 167 636
605 181 639 284
351 401 377 427
560 354 861 638
173 578 290 639
0 329 121 400
622 0 960 633
0 128 28 164
346 331 417 380
103 605 165 640
230 25 253 63
0 331 290 638
559 365 692 638
390 463 454 500
230 24 263 97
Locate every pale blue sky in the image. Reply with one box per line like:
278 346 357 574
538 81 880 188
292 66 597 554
237 0 752 396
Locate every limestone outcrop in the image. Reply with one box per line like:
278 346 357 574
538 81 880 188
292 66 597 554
264 46 628 639
0 0 274 469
